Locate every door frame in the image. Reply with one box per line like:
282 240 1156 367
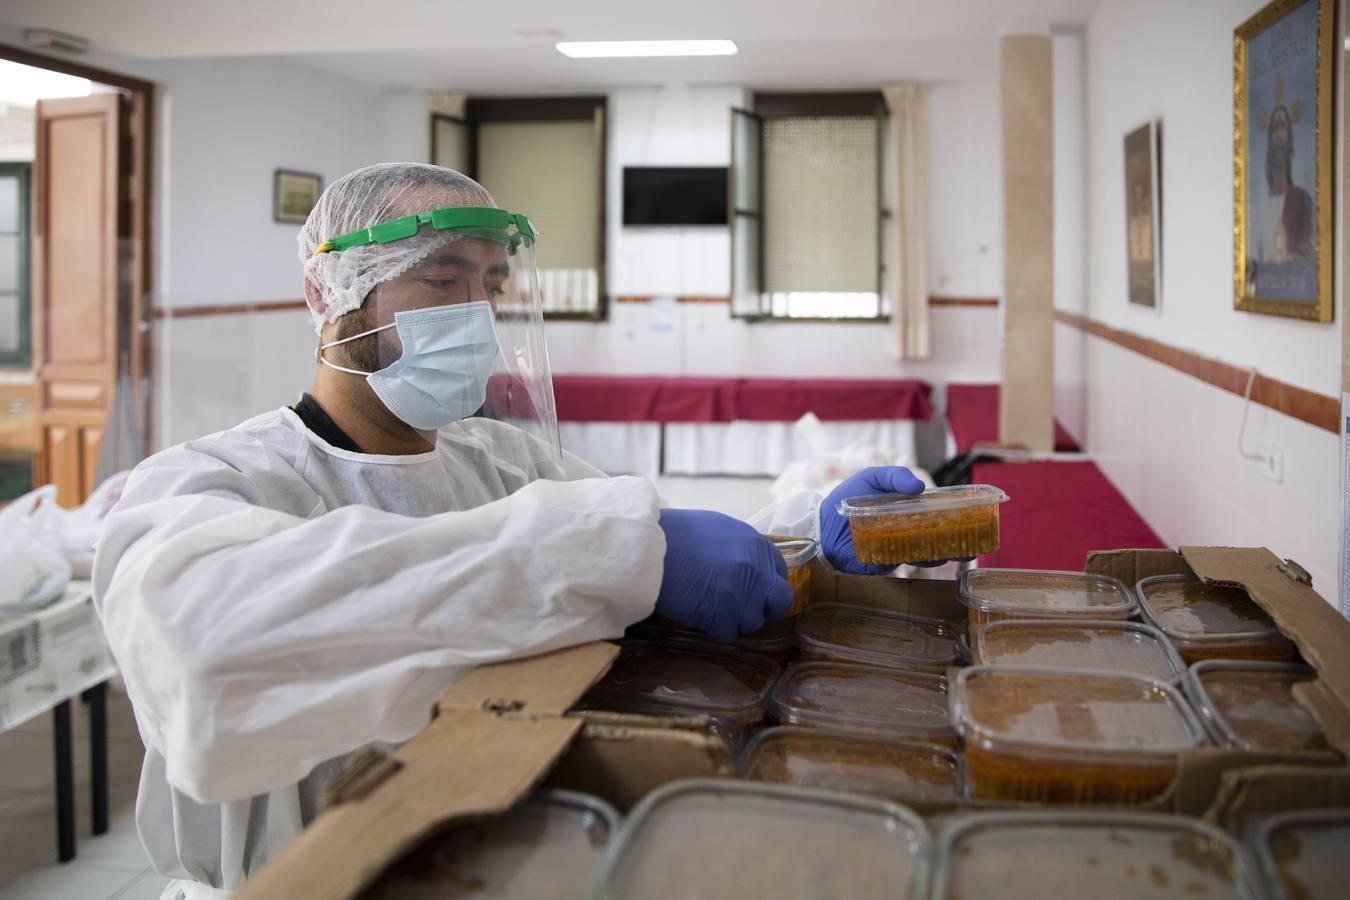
0 43 157 457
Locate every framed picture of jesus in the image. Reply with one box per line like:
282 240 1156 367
1233 0 1333 322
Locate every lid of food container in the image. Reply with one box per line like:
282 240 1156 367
959 569 1136 618
772 537 819 567
796 604 958 669
952 666 1207 758
771 661 952 737
581 641 779 719
836 484 1008 518
931 811 1260 900
1183 661 1329 754
738 726 960 804
1253 808 1350 900
972 619 1185 681
588 779 931 900
1136 575 1286 644
363 789 619 900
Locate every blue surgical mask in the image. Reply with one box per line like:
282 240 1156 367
319 301 500 431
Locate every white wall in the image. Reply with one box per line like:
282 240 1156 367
549 74 1004 384
143 56 385 445
0 30 383 447
1080 0 1342 596
1087 0 1341 396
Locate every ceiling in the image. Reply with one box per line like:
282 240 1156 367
0 0 1101 90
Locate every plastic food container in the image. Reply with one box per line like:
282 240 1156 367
952 666 1208 804
629 615 799 666
1136 575 1298 663
771 661 954 746
931 811 1260 900
1253 809 1350 900
959 569 1136 629
773 537 819 615
579 641 780 730
972 620 1186 682
587 779 931 899
738 726 961 805
836 485 1008 566
1183 660 1331 754
359 790 618 900
795 603 958 672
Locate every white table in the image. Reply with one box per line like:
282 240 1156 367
0 582 118 861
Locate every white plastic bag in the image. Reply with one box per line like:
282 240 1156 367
769 413 933 502
46 471 130 579
0 485 72 615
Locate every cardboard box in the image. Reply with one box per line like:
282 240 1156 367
238 547 1350 899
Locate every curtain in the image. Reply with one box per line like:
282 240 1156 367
882 83 931 359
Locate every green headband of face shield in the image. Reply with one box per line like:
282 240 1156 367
310 206 537 257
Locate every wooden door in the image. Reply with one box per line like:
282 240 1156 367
32 93 129 507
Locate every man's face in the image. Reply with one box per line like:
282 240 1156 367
367 236 512 365
1270 109 1291 155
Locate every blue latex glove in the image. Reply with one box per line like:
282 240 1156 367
820 466 932 575
656 508 794 642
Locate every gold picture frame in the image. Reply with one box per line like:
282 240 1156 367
273 169 323 225
1233 0 1334 322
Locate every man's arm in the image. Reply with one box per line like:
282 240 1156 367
93 457 663 805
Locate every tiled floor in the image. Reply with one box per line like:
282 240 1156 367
0 690 170 900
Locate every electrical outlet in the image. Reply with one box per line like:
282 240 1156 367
1258 444 1284 483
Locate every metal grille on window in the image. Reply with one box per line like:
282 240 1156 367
475 119 602 315
0 172 21 358
762 116 880 318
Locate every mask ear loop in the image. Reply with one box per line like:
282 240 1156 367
316 320 396 376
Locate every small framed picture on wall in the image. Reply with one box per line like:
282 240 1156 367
273 169 323 224
1123 120 1161 310
1233 0 1334 322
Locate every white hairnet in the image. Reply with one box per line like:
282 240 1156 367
297 162 496 333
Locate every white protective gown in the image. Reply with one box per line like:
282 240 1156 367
91 407 671 898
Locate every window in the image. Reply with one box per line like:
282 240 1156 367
0 162 30 367
731 93 889 320
438 97 607 319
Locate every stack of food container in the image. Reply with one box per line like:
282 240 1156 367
563 487 1344 898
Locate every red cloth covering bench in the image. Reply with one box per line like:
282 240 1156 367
946 383 1080 453
551 376 933 423
550 376 739 423
973 460 1165 571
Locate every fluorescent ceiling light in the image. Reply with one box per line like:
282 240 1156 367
556 40 738 58
0 60 91 106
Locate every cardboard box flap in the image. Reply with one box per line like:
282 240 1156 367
437 641 619 717
237 643 617 900
1202 765 1350 833
1181 547 1350 753
1170 748 1337 818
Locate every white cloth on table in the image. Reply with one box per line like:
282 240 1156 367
558 422 662 478
663 420 918 476
0 583 116 731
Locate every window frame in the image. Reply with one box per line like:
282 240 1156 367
733 91 891 324
448 96 610 322
0 162 32 368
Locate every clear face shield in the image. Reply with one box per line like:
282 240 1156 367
312 208 561 463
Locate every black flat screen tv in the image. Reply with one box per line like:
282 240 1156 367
623 166 728 226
